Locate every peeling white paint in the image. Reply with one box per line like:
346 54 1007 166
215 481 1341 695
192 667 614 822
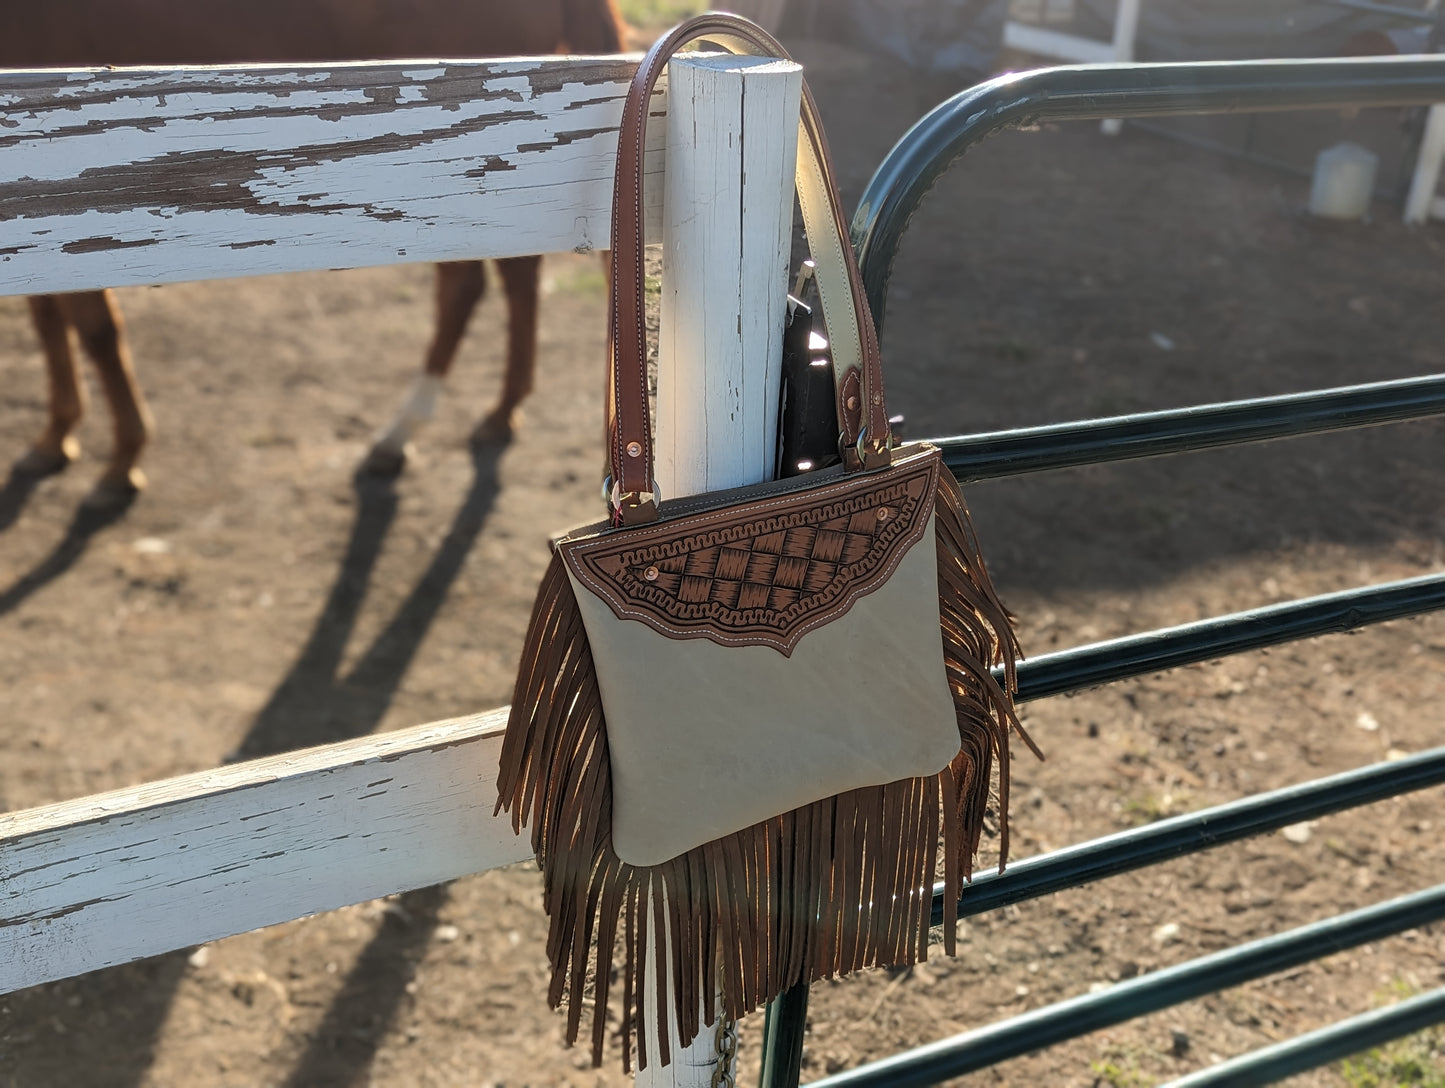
0 56 667 295
0 710 526 994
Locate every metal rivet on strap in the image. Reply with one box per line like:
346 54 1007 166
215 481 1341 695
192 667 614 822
845 396 859 412
644 565 659 581
626 441 642 457
877 507 890 522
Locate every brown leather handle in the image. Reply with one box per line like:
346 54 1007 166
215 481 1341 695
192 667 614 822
607 13 893 523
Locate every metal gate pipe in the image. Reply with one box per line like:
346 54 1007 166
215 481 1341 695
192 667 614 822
931 743 1445 925
1160 985 1445 1088
759 54 1445 1088
762 577 1445 1084
1006 572 1445 702
759 974 813 1088
802 884 1445 1087
762 746 1445 1085
935 374 1445 483
851 56 1445 332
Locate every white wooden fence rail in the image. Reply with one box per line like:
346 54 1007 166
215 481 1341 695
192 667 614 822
0 56 666 295
0 710 521 994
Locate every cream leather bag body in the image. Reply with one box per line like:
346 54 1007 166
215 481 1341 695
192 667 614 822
494 13 1036 1072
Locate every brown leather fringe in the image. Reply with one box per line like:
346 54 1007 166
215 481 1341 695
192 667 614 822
932 469 1043 955
496 482 1037 1071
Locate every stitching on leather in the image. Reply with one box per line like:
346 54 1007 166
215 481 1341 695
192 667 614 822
804 96 889 441
630 54 651 489
561 454 939 654
794 125 862 400
613 39 667 495
838 369 862 442
563 453 932 554
567 493 933 654
582 445 933 536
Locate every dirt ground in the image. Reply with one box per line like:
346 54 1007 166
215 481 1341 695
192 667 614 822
3 30 1445 1088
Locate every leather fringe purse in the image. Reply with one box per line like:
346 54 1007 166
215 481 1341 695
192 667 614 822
495 13 1040 1071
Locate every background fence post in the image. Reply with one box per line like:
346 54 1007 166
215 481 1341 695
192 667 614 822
1405 100 1445 224
1100 0 1142 136
636 50 803 1087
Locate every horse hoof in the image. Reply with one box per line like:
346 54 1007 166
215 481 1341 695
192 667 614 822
82 467 146 510
359 442 409 478
471 409 519 447
13 436 80 478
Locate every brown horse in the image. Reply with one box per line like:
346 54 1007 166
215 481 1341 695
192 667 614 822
2 0 626 503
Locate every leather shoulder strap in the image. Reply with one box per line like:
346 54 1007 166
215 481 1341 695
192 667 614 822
608 14 893 523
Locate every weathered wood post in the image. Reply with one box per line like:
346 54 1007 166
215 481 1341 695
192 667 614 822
639 50 804 1087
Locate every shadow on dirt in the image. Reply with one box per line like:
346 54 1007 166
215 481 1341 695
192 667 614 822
234 441 503 759
0 492 134 618
0 467 43 534
0 445 502 1088
0 951 191 1087
279 884 450 1088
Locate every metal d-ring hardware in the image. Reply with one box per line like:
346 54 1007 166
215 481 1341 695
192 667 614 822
852 425 896 466
601 474 662 513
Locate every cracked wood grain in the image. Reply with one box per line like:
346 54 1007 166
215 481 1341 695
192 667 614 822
0 56 668 295
0 709 527 994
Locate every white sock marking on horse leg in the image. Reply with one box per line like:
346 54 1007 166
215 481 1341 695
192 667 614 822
372 374 442 454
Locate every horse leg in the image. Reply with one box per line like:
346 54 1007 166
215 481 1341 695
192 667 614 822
60 289 151 506
472 254 541 446
15 294 86 477
362 260 486 476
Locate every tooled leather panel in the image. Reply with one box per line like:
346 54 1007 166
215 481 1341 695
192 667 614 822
559 452 940 655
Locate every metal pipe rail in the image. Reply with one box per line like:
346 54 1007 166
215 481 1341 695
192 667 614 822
1005 572 1445 702
753 747 1445 1088
851 55 1445 332
758 746 1445 1086
758 607 1445 1085
936 374 1445 483
1160 984 1445 1087
932 744 1445 926
804 885 1445 1087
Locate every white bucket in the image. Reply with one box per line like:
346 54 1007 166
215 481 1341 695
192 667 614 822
1308 142 1379 220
